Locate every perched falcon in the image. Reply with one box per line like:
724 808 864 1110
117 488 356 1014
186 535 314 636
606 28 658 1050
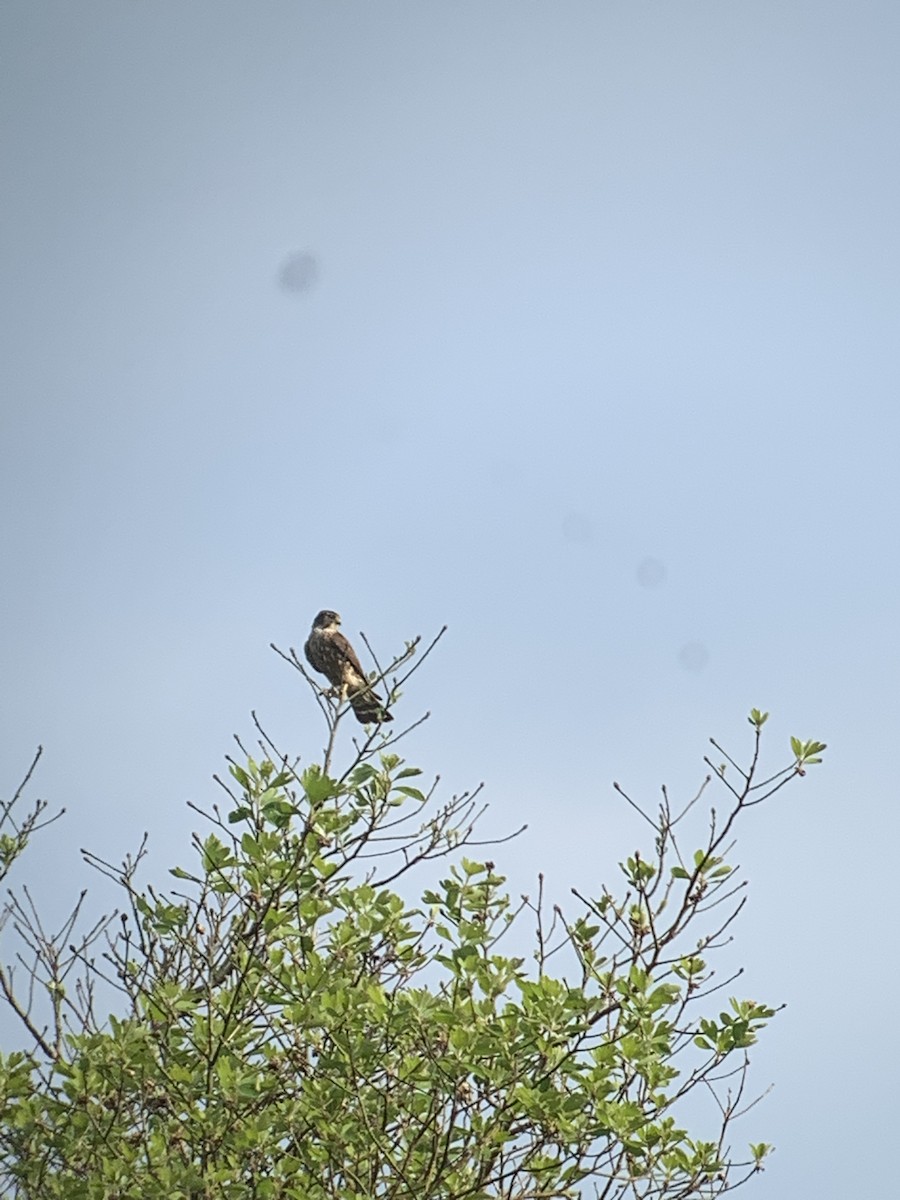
304 610 393 725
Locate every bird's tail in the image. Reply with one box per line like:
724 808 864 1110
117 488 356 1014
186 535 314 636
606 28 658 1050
349 686 393 725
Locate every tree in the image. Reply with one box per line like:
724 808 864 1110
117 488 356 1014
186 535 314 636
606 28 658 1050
0 631 825 1199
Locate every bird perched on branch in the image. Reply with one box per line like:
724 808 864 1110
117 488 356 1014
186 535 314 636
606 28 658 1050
304 609 393 724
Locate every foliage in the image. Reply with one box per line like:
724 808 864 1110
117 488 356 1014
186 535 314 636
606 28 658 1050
0 641 824 1199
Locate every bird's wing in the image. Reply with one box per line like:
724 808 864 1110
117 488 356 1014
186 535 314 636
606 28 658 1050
333 630 369 685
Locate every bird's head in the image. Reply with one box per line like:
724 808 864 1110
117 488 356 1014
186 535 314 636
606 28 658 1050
312 609 341 630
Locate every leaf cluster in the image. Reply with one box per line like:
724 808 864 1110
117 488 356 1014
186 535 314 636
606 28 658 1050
0 669 824 1200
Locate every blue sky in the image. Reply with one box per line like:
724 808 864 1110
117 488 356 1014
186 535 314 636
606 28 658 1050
2 2 898 1195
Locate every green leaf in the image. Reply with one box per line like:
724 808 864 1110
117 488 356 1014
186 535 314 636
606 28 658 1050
791 736 827 766
201 834 234 872
349 763 378 784
229 763 250 789
241 832 264 861
394 786 426 803
302 766 338 805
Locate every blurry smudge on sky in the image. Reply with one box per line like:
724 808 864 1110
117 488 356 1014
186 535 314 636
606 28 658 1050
636 557 667 588
561 512 594 543
278 252 319 294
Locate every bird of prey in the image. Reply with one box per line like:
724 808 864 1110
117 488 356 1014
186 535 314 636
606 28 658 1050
304 610 393 724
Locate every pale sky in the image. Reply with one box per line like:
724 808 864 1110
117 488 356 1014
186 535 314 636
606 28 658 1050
2 3 898 1196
